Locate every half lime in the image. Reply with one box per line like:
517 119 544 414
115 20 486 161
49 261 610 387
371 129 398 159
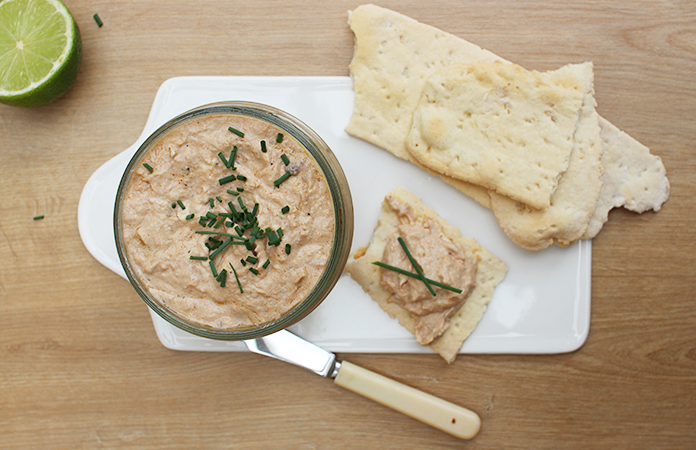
0 0 82 107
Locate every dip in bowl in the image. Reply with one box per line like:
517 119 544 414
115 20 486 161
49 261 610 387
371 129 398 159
115 102 353 340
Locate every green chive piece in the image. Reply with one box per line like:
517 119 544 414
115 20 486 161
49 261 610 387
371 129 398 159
227 190 239 196
209 260 218 277
227 147 237 168
371 262 463 294
246 256 258 264
206 211 217 220
277 228 284 239
230 264 243 293
249 267 259 275
397 237 436 297
262 259 270 269
219 174 236 185
238 197 247 212
281 206 290 214
276 133 283 143
273 172 291 187
142 163 153 173
209 237 233 260
217 269 228 287
177 200 186 210
260 140 267 153
171 202 176 209
213 216 226 228
33 215 44 221
281 154 290 166
236 187 244 193
285 244 291 255
228 126 244 138
185 214 195 220
190 256 208 261
218 152 228 167
209 198 215 208
93 13 104 28
236 175 247 182
198 217 208 226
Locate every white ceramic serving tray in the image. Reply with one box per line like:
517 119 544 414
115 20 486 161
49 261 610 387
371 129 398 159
78 76 591 355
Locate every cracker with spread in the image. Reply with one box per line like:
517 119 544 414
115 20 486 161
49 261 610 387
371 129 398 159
345 187 507 363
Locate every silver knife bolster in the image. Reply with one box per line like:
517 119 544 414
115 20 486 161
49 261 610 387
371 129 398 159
244 330 341 378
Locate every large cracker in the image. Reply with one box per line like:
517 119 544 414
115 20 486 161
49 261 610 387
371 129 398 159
406 62 590 210
344 187 507 363
583 118 670 238
489 81 603 250
346 3 503 208
346 4 668 245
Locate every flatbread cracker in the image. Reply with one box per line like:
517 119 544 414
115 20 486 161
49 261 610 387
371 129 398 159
489 79 603 250
406 62 590 210
583 118 670 238
344 187 507 363
346 4 668 245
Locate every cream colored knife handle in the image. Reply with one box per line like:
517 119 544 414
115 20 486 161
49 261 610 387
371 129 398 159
334 361 481 440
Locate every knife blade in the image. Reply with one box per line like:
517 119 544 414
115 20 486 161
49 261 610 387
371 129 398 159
244 329 481 440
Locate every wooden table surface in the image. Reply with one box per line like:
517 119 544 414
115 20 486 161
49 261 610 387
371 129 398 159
1 1 695 448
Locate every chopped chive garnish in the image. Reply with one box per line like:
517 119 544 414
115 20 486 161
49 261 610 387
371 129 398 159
249 267 259 275
397 237 436 297
230 264 243 293
171 202 176 209
273 172 291 187
227 190 239 196
217 269 228 287
251 203 259 217
209 260 218 277
281 206 290 214
93 13 104 27
281 154 290 166
198 217 208 226
227 147 237 168
246 256 258 264
206 211 217 220
236 175 247 182
218 152 228 167
276 133 283 143
209 198 215 208
185 214 195 220
239 258 247 267
213 216 226 228
277 228 284 239
190 256 208 261
219 174 236 185
262 259 270 269
209 237 233 260
177 200 186 210
261 140 267 153
196 230 248 239
33 215 44 221
142 163 153 173
238 197 247 211
228 126 244 138
236 187 244 192
285 244 292 255
371 261 463 294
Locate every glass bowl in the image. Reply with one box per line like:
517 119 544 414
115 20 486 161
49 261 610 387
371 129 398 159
114 101 353 340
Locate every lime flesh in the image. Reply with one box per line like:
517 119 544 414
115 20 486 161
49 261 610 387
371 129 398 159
0 0 81 107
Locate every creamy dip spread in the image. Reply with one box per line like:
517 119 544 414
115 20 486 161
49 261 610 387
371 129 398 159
380 195 477 345
121 113 335 329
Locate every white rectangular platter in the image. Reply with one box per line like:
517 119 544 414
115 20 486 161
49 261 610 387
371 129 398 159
78 76 591 355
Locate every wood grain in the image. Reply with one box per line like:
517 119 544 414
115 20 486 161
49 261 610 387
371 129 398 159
1 1 695 448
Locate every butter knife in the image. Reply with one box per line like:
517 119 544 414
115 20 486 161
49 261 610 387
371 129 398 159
244 329 481 440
